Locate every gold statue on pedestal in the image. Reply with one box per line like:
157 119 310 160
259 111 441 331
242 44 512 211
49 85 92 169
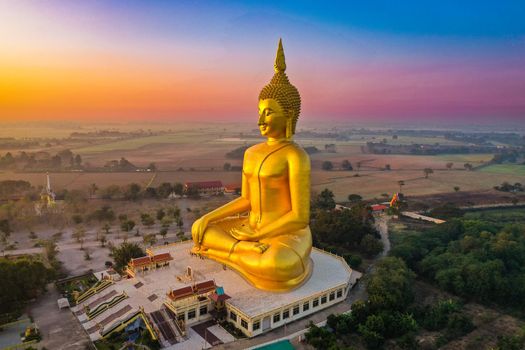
191 39 311 291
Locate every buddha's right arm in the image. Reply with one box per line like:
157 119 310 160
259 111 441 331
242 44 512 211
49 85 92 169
202 196 250 222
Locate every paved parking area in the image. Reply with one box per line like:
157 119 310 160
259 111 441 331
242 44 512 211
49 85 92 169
29 283 92 350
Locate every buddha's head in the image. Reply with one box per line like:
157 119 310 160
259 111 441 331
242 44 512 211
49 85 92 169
258 39 301 140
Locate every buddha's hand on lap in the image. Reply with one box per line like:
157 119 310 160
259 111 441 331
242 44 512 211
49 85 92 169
253 243 270 254
229 225 259 241
191 216 209 248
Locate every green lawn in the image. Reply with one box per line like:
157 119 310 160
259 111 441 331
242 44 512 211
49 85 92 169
478 164 525 176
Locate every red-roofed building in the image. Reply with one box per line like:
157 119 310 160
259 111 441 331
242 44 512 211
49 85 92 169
167 286 194 301
184 181 224 196
152 253 173 264
371 204 388 213
164 280 219 326
224 184 241 194
126 252 173 278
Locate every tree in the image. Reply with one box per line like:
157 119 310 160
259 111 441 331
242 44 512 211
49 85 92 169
156 209 166 221
360 234 384 257
90 206 115 223
120 220 136 233
71 214 83 225
160 228 168 239
72 226 86 250
341 160 353 170
446 162 454 170
384 164 391 171
366 257 415 312
157 183 173 198
147 162 156 171
74 154 82 167
313 189 336 210
223 162 232 171
176 217 184 232
173 183 184 196
322 161 334 171
102 223 111 235
423 168 434 178
143 233 157 247
100 185 121 199
88 183 98 199
454 186 460 192
348 194 363 203
464 163 473 171
123 183 141 201
0 219 12 239
99 234 107 247
141 213 155 228
110 242 145 272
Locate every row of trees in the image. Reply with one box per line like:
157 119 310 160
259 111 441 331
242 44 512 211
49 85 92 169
391 217 525 311
310 189 383 265
0 257 55 316
0 149 82 170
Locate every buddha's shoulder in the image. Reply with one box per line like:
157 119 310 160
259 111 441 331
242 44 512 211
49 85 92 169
284 142 309 157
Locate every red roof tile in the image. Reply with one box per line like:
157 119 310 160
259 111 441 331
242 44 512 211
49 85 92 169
194 280 216 294
168 286 194 301
130 256 151 267
152 253 173 263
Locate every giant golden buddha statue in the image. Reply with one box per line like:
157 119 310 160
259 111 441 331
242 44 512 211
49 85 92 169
191 39 311 291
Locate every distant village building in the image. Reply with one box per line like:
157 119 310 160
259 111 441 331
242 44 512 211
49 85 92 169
324 144 337 153
224 184 241 195
184 181 224 196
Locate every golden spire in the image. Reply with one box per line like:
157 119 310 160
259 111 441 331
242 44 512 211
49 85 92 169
274 38 286 73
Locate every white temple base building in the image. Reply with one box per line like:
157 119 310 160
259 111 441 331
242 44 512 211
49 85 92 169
71 240 361 347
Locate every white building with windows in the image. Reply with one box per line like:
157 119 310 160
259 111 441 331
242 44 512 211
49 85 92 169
72 240 360 346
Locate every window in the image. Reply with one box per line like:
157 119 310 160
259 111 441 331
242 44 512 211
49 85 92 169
230 311 237 322
188 309 196 319
273 313 281 323
177 313 185 321
303 301 310 312
253 320 260 331
337 289 343 298
321 295 327 304
283 310 290 319
329 292 335 301
313 298 319 308
200 305 208 315
241 319 248 329
293 305 300 315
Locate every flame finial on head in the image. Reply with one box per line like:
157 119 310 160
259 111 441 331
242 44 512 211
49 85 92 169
274 38 286 73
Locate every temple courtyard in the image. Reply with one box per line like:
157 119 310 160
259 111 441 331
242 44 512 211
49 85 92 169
70 240 361 348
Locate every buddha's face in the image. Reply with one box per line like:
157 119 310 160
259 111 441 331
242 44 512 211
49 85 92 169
258 99 288 139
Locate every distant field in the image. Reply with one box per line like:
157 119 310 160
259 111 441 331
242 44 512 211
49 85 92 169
435 153 494 163
73 133 211 154
344 134 466 146
478 164 525 176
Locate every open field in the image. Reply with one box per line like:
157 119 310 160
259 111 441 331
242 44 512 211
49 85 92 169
434 153 495 163
478 163 525 176
2 124 524 202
